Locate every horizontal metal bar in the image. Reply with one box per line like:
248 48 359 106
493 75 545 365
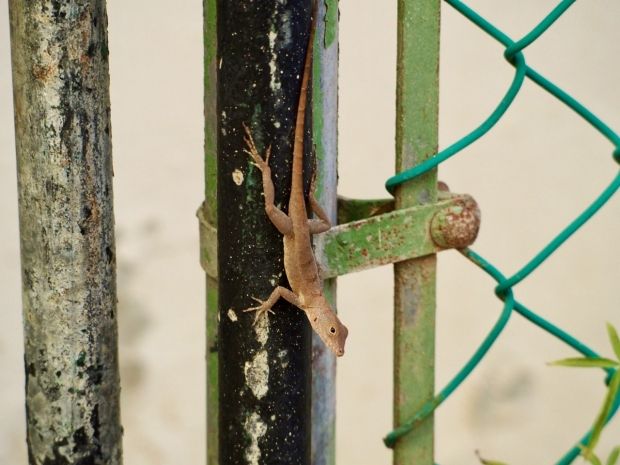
336 196 394 224
197 192 480 280
316 193 479 279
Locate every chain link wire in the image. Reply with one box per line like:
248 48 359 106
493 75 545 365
383 1 620 463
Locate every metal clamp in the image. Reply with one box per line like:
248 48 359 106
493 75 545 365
197 189 480 280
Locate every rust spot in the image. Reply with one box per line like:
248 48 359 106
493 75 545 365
32 64 54 82
80 52 92 69
430 195 481 249
437 180 450 192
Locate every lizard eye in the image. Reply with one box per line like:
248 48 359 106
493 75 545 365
329 327 336 335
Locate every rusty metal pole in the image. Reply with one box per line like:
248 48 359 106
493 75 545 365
393 0 440 464
8 1 122 464
216 1 314 464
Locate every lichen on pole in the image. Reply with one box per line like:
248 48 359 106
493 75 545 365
9 1 122 464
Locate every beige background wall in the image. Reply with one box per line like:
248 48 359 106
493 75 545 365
1 1 619 464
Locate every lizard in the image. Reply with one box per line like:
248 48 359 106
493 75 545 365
241 4 348 357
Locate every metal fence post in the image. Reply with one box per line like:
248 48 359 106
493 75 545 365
393 1 440 464
310 2 339 465
214 2 315 464
8 1 122 464
203 0 219 463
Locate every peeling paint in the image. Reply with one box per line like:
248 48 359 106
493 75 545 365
244 350 269 400
242 288 270 401
279 10 293 45
268 271 282 287
232 169 244 186
277 349 289 368
254 311 269 346
268 29 281 92
244 412 267 465
267 6 293 103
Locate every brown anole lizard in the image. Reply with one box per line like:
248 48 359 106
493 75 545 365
242 5 348 357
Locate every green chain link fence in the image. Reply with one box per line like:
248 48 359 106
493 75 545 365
382 1 620 463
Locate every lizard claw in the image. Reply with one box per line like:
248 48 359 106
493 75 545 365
242 127 269 171
264 145 272 164
243 297 275 325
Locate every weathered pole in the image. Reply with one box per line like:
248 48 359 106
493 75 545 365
309 2 339 465
203 0 219 463
204 2 339 464
9 2 122 464
393 1 440 465
216 1 314 464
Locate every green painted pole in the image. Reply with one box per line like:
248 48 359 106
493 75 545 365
393 1 440 464
203 0 218 464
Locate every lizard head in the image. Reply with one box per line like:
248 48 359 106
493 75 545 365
307 302 348 357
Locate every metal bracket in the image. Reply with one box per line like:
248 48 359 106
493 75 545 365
197 190 480 280
197 203 218 279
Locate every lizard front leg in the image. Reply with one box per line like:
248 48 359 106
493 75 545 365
243 286 302 324
243 123 293 235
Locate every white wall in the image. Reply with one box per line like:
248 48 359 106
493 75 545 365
1 1 619 464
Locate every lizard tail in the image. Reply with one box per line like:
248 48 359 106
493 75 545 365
291 2 317 203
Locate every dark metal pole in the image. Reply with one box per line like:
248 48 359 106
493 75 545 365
9 1 122 464
217 1 313 464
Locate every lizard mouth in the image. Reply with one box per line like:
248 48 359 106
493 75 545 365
329 338 345 357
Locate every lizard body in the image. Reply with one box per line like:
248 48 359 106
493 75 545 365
242 5 348 357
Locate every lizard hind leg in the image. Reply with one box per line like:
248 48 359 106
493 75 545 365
243 296 275 324
242 286 302 325
307 163 332 234
242 122 271 169
308 197 331 234
242 123 293 235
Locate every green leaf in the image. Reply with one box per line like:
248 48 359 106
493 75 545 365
588 454 604 465
607 446 620 465
476 450 509 465
607 323 620 362
549 357 619 369
587 370 620 452
580 445 603 465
